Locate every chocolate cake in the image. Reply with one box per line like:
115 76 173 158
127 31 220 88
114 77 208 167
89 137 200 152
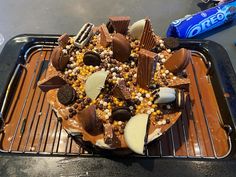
38 17 191 155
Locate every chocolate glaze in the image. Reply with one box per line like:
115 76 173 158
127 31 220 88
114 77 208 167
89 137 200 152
0 45 229 157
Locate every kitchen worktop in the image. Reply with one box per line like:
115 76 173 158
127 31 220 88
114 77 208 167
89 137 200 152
0 0 236 176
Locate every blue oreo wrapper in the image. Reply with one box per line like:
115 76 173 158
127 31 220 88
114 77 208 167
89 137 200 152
167 1 236 38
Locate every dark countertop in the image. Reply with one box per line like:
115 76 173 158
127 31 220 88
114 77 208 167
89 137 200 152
0 0 236 176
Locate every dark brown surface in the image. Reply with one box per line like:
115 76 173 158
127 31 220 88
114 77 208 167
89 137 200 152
0 47 229 157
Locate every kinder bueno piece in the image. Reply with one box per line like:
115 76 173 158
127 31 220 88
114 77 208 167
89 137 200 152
167 1 236 38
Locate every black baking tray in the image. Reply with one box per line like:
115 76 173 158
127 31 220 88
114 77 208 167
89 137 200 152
0 34 236 159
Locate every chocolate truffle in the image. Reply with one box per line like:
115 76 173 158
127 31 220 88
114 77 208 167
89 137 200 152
164 48 191 74
51 46 69 71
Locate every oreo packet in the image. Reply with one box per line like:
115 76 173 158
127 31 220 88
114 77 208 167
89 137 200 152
167 0 236 38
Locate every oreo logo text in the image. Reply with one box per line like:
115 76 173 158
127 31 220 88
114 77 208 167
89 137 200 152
186 12 226 38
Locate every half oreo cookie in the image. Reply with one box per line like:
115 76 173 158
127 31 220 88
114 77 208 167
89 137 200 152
57 84 76 105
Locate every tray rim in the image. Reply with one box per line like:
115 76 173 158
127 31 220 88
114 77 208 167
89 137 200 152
0 34 236 159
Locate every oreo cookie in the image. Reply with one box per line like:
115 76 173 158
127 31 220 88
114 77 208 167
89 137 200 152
163 37 179 50
83 51 101 66
57 84 76 105
111 107 131 121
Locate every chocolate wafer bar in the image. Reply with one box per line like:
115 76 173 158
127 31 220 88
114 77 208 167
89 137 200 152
139 19 157 50
137 49 158 89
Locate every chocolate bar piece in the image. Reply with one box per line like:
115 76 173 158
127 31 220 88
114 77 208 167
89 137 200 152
104 124 120 147
74 23 94 48
112 33 131 62
77 105 103 136
137 49 158 89
99 24 112 47
58 33 70 48
112 80 131 100
38 74 67 92
139 19 157 50
109 16 130 34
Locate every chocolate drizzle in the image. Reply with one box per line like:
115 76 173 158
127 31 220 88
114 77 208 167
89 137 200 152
137 49 158 89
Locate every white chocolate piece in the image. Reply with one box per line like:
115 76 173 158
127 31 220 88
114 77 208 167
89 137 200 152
85 70 108 100
124 114 149 155
129 19 146 40
154 87 176 104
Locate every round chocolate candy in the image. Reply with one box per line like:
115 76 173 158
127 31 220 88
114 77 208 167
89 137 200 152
83 51 101 66
111 107 131 121
57 84 76 105
51 46 69 71
163 37 179 50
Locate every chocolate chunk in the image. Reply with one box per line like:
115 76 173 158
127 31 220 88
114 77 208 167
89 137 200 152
111 107 131 121
77 105 103 136
163 37 179 50
83 51 101 66
168 77 190 89
109 16 130 34
38 74 66 92
99 24 112 47
112 80 131 100
58 33 70 48
139 19 158 50
74 23 94 48
164 48 191 74
106 21 114 33
51 46 69 71
57 84 76 105
112 33 131 62
137 49 158 89
104 124 121 147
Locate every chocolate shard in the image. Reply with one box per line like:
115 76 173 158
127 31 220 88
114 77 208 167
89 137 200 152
99 24 112 47
112 33 131 62
164 48 191 74
51 46 69 71
168 77 190 89
74 23 94 48
38 74 67 92
109 16 130 34
112 80 131 100
77 105 103 136
139 18 158 50
137 49 158 89
58 33 70 48
104 124 121 147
